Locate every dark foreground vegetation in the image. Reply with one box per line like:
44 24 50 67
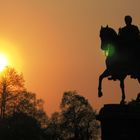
0 67 100 140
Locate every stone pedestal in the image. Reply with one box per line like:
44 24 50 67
97 104 140 140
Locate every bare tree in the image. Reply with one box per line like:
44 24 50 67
0 67 48 128
0 67 24 118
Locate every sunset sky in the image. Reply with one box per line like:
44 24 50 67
0 0 140 115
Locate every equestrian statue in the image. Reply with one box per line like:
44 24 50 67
98 15 140 104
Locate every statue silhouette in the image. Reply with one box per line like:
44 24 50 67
98 17 140 104
118 15 140 47
118 16 140 75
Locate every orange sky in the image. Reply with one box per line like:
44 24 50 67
0 0 140 115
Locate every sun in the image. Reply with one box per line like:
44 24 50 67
0 54 8 72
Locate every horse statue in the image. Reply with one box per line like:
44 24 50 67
98 25 140 104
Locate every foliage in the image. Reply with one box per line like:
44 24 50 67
0 67 25 118
0 67 100 139
60 91 99 140
15 91 49 128
0 112 42 140
45 112 62 139
45 91 99 140
0 67 48 128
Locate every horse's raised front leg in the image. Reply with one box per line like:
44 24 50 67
120 79 126 104
98 69 110 97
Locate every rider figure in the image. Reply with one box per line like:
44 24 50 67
118 15 140 70
118 15 140 48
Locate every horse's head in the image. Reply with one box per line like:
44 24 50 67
100 25 118 56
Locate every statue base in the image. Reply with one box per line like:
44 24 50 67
97 104 140 140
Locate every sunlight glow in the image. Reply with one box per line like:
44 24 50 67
0 54 8 72
0 39 23 72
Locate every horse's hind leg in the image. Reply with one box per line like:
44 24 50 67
98 69 110 97
120 79 126 104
